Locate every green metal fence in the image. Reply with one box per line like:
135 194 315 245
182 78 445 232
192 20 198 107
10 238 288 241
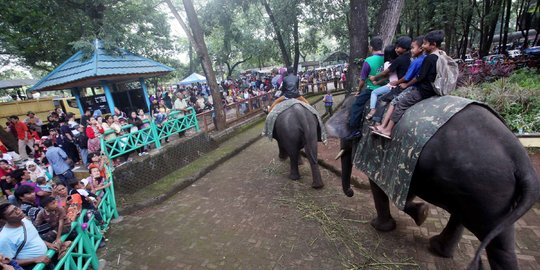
33 164 118 270
100 108 200 159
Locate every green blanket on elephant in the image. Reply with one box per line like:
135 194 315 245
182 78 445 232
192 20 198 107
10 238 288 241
262 98 327 143
354 96 499 210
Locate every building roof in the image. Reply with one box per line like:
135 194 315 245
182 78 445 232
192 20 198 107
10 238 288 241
0 79 38 90
31 40 174 91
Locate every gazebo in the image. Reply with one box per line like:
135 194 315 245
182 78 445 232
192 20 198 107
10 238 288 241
30 40 174 116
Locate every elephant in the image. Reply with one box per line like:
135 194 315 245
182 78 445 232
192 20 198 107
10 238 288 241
270 103 324 189
325 96 540 270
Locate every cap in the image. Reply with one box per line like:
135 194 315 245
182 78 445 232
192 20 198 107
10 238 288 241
80 178 90 186
27 111 35 116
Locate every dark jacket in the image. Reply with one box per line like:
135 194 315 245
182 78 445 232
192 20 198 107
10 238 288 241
281 74 300 98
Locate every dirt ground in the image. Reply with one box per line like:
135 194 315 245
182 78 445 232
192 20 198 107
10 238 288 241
99 136 540 270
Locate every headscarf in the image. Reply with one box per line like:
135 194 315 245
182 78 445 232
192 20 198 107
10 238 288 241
25 160 48 181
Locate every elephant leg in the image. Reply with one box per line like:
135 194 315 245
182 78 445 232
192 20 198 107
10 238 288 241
369 180 396 232
404 195 429 226
288 151 301 180
340 140 354 197
484 226 519 270
305 149 323 189
278 143 288 160
429 214 464 258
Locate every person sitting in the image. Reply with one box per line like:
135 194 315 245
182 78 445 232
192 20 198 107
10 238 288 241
267 67 309 112
346 36 385 139
33 197 72 258
374 30 444 139
367 36 412 120
0 203 54 269
371 35 426 133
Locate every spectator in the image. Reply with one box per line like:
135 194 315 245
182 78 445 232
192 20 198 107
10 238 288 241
9 169 49 206
25 161 48 182
24 112 43 135
9 116 34 160
0 160 15 200
80 109 92 127
43 140 74 187
75 125 89 167
0 203 52 269
85 117 103 154
33 196 73 257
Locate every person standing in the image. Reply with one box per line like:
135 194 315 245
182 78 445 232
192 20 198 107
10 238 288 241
9 116 34 160
44 139 74 186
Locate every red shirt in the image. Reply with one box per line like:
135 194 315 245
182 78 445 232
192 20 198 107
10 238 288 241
13 121 30 140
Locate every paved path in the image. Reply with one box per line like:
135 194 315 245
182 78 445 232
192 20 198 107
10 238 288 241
100 95 540 269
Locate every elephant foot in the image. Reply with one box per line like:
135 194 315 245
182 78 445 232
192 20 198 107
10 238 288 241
289 174 301 180
405 202 429 226
343 188 354 197
370 217 396 232
311 182 324 189
429 235 455 258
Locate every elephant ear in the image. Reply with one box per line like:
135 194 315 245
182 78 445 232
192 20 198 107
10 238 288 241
326 96 355 138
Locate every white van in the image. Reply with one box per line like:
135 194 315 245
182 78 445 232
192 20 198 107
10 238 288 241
508 50 521 58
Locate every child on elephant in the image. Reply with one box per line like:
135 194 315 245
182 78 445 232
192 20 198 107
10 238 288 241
371 35 426 132
366 36 412 120
374 30 443 139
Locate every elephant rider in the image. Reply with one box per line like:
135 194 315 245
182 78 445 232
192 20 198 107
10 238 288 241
267 67 309 112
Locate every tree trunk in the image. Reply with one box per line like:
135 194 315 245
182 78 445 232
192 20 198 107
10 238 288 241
347 0 369 94
293 13 300 73
501 0 512 54
374 0 405 46
180 0 226 130
261 0 291 67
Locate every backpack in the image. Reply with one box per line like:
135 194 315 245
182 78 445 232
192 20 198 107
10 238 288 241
431 50 459 96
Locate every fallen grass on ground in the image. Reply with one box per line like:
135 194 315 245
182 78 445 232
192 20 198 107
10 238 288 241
275 189 419 270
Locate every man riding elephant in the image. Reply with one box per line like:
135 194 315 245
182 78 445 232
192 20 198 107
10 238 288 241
267 67 309 112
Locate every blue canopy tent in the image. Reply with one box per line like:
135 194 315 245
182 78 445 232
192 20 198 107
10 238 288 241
179 73 207 85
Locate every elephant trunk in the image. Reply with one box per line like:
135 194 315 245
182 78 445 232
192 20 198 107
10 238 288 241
340 139 354 197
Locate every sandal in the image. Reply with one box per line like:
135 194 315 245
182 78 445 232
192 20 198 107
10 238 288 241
372 130 392 139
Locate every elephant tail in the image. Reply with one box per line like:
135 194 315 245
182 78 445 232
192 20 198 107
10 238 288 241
467 165 540 270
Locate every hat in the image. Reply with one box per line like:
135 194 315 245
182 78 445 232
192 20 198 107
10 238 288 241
27 111 35 116
118 117 127 121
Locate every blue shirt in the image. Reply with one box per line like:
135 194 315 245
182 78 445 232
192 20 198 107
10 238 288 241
404 54 427 83
45 146 70 175
0 218 48 260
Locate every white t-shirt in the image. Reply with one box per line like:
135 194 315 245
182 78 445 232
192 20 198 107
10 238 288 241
0 218 47 260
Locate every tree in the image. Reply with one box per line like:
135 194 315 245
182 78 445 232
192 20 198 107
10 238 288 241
347 0 369 93
261 0 293 68
0 0 176 71
166 0 226 130
374 0 406 46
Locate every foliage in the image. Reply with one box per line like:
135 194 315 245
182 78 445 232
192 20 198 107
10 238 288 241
454 68 540 132
0 0 176 71
457 62 516 86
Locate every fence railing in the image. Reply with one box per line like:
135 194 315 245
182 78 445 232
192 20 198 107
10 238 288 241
100 108 200 159
33 164 118 270
197 92 275 132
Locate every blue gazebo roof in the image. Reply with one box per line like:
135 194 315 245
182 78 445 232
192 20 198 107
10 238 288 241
31 40 174 91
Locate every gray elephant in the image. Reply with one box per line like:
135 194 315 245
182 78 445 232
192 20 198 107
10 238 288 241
326 96 540 270
264 100 325 189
